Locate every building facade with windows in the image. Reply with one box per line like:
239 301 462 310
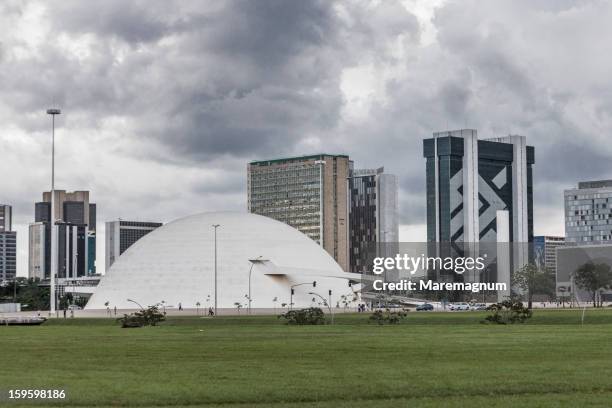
0 204 12 232
534 235 565 275
28 191 96 279
348 167 399 273
105 220 163 271
248 154 351 271
0 204 16 283
565 180 612 244
423 130 535 245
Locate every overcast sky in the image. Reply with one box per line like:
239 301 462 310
2 0 611 276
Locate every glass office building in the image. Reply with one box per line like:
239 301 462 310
0 204 16 282
534 235 565 275
423 130 535 245
348 167 399 273
565 180 612 244
29 191 96 279
248 154 351 271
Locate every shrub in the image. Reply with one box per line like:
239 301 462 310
482 300 532 324
369 308 408 325
118 314 145 328
117 305 166 328
279 307 326 325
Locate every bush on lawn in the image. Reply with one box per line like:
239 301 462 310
117 305 166 328
280 307 326 325
369 308 408 325
482 300 532 324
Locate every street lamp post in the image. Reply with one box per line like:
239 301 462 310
309 291 333 324
47 108 61 315
247 256 267 315
212 224 220 316
126 298 144 311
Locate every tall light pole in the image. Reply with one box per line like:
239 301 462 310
212 224 220 316
47 108 61 314
247 256 267 315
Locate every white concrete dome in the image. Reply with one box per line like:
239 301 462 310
86 212 356 310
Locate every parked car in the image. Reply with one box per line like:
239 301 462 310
67 304 82 311
449 302 470 311
416 303 434 311
471 303 487 310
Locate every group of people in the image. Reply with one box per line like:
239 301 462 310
357 303 368 313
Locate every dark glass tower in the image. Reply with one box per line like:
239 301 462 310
423 130 535 245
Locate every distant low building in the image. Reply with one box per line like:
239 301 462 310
105 220 163 271
556 244 612 302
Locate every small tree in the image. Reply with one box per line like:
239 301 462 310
234 302 243 315
513 263 550 309
196 301 201 316
117 305 165 328
573 262 612 307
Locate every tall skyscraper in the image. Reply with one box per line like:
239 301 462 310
565 180 612 244
29 222 46 280
28 191 96 279
534 236 565 275
348 167 399 273
105 220 163 270
0 204 16 282
248 154 351 271
423 130 535 245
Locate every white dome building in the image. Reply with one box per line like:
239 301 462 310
86 212 358 311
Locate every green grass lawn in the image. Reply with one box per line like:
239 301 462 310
2 309 612 407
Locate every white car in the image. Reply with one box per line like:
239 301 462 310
449 302 470 311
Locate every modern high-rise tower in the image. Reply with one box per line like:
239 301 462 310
423 130 535 245
248 154 351 271
348 167 399 273
28 190 96 279
0 204 17 282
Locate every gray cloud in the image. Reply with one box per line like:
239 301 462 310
3 0 612 275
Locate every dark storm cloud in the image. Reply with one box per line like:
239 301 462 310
38 0 346 162
47 0 184 44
